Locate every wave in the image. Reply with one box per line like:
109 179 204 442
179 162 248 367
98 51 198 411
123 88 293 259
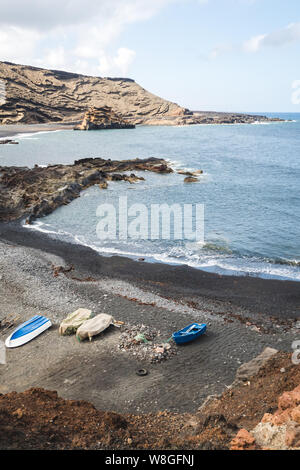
1 129 65 144
268 257 300 267
5 129 65 141
23 219 300 282
202 241 233 255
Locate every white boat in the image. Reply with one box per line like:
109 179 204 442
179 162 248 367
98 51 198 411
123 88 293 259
5 315 52 348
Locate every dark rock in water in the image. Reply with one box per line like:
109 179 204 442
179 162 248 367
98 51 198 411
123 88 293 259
177 169 203 176
0 157 173 223
151 163 173 174
0 139 19 145
74 106 135 131
184 176 198 183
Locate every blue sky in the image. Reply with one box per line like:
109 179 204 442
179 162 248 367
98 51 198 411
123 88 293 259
0 0 299 112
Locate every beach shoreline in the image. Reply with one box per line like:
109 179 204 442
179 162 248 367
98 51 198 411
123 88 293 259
0 123 74 140
1 221 300 322
0 221 299 416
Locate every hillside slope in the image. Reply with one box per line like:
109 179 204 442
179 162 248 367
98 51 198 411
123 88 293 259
0 61 281 126
0 61 191 126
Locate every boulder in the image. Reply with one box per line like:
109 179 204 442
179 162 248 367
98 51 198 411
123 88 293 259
74 106 135 131
234 347 278 384
178 169 203 176
184 176 198 183
230 429 257 450
231 384 300 450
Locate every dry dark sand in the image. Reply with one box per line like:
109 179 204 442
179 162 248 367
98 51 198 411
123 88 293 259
0 222 299 415
0 123 74 140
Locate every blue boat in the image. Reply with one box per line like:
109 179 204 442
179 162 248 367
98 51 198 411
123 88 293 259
5 315 52 348
172 323 207 345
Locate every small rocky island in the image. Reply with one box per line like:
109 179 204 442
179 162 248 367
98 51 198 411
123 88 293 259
74 106 135 131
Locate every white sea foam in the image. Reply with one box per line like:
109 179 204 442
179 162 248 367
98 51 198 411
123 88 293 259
16 130 64 139
23 219 300 282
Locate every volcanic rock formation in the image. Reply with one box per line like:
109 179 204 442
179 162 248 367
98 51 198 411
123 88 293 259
74 106 135 130
0 61 191 126
0 157 173 223
0 61 283 126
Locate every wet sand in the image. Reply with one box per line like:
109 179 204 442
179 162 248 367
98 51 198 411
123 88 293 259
0 222 299 414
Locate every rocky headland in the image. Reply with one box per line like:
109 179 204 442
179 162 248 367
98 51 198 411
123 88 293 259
0 61 283 127
0 157 173 223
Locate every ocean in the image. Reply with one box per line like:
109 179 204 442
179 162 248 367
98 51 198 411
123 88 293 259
1 113 300 281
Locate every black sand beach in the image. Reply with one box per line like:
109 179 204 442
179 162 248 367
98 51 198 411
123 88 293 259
0 123 74 140
0 222 299 414
1 223 300 320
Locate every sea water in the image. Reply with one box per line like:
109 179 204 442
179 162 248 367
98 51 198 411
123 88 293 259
1 113 299 281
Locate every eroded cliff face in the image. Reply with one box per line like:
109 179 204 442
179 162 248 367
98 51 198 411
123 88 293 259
0 61 190 126
74 106 135 130
0 61 283 126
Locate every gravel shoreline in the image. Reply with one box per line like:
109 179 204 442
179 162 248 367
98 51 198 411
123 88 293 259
0 222 299 414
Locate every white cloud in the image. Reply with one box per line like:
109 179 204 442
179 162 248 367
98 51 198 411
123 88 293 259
0 0 178 76
244 23 300 52
291 80 300 105
110 48 136 75
44 46 66 69
0 26 41 64
0 1 175 32
209 43 232 59
244 34 267 52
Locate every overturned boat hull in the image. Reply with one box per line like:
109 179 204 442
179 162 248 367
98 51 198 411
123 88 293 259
5 315 52 348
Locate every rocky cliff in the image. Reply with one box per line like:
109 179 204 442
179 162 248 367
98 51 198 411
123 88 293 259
0 61 191 126
0 61 282 126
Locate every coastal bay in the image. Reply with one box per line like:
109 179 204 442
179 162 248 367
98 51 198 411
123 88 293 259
0 0 300 450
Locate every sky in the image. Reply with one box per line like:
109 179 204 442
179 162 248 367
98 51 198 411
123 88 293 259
0 0 299 112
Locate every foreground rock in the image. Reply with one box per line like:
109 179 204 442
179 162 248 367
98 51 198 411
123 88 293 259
74 106 135 130
0 388 128 450
231 385 300 450
0 61 284 126
176 351 300 450
233 347 278 385
1 352 299 450
0 157 173 223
